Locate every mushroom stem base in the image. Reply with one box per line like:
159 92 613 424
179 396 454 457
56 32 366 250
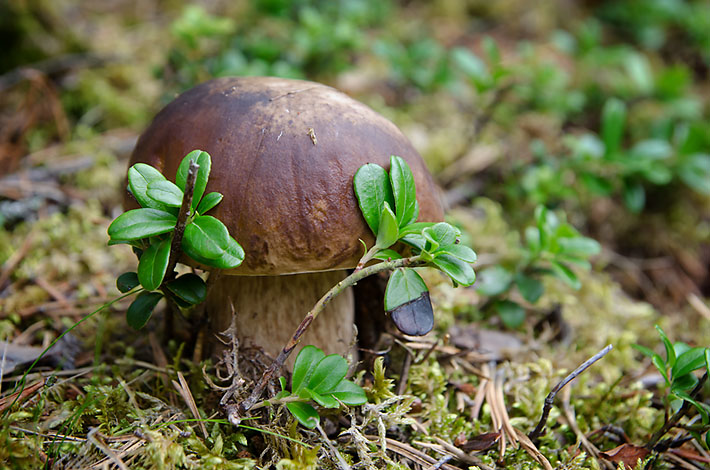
206 270 355 370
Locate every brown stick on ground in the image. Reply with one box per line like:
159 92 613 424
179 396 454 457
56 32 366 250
529 344 613 442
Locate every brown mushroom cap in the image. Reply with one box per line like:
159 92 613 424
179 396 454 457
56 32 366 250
128 77 443 275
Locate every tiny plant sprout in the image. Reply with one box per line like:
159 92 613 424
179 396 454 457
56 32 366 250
108 150 243 329
270 345 367 429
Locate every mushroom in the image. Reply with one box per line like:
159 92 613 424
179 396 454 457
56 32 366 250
127 77 443 368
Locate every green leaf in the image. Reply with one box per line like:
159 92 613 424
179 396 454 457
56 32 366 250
373 249 402 261
126 292 163 330
496 300 526 329
137 239 171 291
193 236 245 270
655 325 676 367
108 208 177 241
147 180 184 208
549 261 580 289
622 180 645 213
652 354 670 385
307 389 339 408
196 192 223 214
671 373 698 393
182 215 229 260
330 379 367 405
307 354 348 394
389 155 419 228
128 163 169 210
376 203 399 249
176 150 211 209
434 244 477 263
515 273 544 304
165 273 207 305
672 347 707 379
631 343 656 359
116 272 139 293
286 402 319 429
292 345 325 393
475 266 513 296
601 98 627 154
432 254 476 287
706 349 710 378
384 268 428 311
673 390 709 425
353 163 394 235
678 153 710 195
557 237 601 257
398 222 436 238
424 222 460 247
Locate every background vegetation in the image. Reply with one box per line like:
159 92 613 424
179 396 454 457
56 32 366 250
0 0 708 468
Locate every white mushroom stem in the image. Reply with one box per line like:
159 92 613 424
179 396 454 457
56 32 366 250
206 270 355 370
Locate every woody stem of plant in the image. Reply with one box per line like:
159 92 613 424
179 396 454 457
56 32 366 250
645 371 708 451
239 255 425 413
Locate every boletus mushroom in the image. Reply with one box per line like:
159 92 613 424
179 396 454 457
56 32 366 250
127 77 443 368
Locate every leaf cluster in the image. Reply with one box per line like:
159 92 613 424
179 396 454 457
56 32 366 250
476 205 601 328
634 326 710 432
275 345 367 429
107 150 244 329
353 155 476 335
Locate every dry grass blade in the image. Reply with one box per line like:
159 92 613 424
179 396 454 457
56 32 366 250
172 371 208 438
366 436 460 470
560 387 614 469
426 437 496 470
87 427 128 470
0 378 45 412
515 429 553 470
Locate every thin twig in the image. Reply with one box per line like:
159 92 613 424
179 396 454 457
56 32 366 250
529 344 613 441
239 256 426 413
645 372 708 451
166 160 198 278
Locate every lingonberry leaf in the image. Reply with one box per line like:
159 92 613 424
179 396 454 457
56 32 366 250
165 273 207 305
330 379 367 405
116 272 139 293
353 163 394 235
183 215 230 260
376 203 399 248
126 292 163 330
176 150 211 209
286 402 319 429
128 163 169 210
196 191 223 214
147 180 184 208
432 254 476 286
137 238 171 291
108 208 177 241
389 155 419 228
292 345 325 393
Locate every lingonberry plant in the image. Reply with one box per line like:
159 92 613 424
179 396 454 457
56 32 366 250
108 150 244 329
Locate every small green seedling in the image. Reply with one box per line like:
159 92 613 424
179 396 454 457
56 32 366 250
475 205 600 328
273 345 367 429
633 325 710 451
353 155 477 335
107 150 244 329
